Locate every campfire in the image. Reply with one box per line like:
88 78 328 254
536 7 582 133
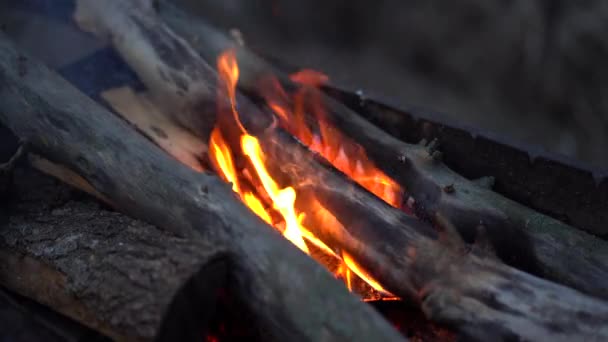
0 0 607 341
210 49 399 300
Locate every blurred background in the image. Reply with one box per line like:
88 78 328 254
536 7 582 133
1 0 607 168
178 0 608 168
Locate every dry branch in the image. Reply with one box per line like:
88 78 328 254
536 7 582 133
0 33 404 342
68 1 608 340
154 0 608 300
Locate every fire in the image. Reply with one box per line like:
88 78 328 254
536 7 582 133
210 49 397 300
257 71 402 208
342 252 390 295
210 128 240 192
241 135 309 253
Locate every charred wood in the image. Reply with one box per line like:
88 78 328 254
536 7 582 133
255 121 608 342
153 0 608 300
69 2 608 340
0 33 405 342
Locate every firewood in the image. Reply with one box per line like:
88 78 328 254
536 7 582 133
1 168 228 341
74 0 217 140
153 0 608 300
99 86 207 172
0 33 405 342
68 2 608 340
256 124 608 342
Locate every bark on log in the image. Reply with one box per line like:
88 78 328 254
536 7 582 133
0 33 405 342
0 167 229 341
153 0 608 300
68 3 608 340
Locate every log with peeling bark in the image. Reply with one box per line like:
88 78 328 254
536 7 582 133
0 33 405 342
150 0 608 300
68 2 608 341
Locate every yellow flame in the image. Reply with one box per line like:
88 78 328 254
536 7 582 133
243 192 272 224
342 252 393 295
210 128 240 192
241 135 309 253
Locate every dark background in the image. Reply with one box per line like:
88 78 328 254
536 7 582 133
1 0 607 169
179 0 608 168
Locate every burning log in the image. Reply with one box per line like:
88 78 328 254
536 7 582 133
233 109 608 342
152 0 608 300
0 34 405 342
67 2 608 341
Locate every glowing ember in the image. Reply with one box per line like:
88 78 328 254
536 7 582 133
210 48 398 300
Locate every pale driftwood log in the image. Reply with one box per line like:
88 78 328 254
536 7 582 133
100 86 206 171
0 33 405 342
153 0 608 300
68 2 608 341
74 0 217 139
1 167 229 341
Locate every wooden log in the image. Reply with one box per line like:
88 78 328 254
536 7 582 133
0 33 405 342
74 0 217 139
154 1 608 300
256 123 608 342
0 167 229 341
69 3 608 340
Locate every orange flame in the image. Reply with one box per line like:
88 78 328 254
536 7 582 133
211 48 398 300
217 49 246 133
258 72 402 207
289 69 329 87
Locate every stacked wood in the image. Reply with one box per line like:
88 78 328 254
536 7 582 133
1 167 229 341
153 0 608 301
67 1 608 341
0 33 404 342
